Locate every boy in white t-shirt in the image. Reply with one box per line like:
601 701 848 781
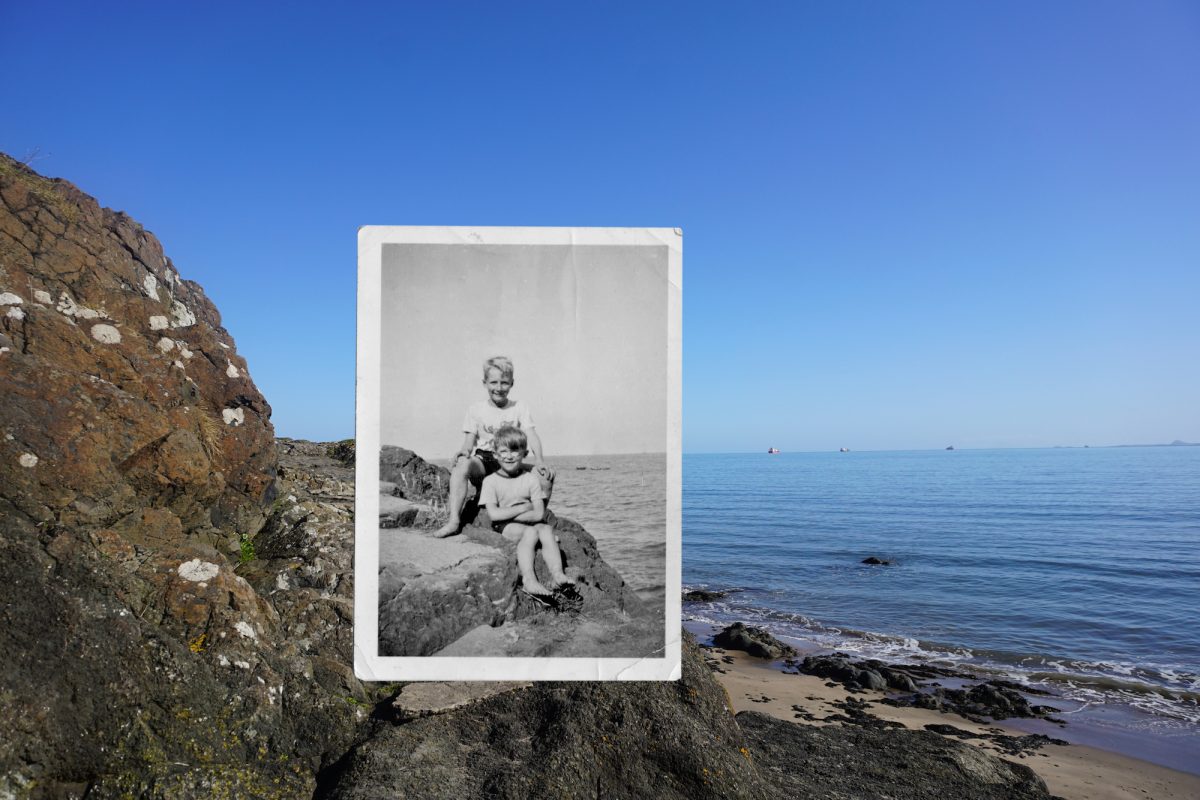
432 356 555 538
479 425 574 599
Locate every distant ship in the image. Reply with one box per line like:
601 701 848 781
767 448 780 454
839 447 850 453
946 445 955 451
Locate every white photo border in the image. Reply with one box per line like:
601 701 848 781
354 226 682 681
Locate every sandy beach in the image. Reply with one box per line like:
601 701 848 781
706 646 1200 800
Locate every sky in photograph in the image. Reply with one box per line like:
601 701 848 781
3 1 1197 452
378 241 669 457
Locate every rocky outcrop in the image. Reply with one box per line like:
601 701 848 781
376 445 662 658
713 622 798 660
883 682 1063 723
737 711 1055 800
797 652 924 693
0 160 351 797
0 153 275 546
322 632 767 799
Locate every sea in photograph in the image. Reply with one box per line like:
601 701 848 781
683 446 1200 774
542 452 666 608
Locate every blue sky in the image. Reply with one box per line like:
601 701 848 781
4 1 1197 452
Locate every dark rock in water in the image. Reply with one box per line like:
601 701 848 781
683 589 728 602
862 556 893 565
713 622 798 660
738 711 1055 799
884 681 1061 722
799 653 921 693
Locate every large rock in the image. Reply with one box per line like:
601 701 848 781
737 710 1055 800
713 622 798 660
377 448 661 658
0 153 275 544
380 444 451 504
322 635 770 799
0 160 356 797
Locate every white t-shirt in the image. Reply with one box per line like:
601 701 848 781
479 470 545 510
462 399 535 453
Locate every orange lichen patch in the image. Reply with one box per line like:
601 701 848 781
189 633 207 653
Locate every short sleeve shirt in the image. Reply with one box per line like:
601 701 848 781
463 400 535 453
479 470 545 510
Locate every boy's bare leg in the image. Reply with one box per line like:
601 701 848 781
517 526 553 595
536 523 575 588
432 457 485 538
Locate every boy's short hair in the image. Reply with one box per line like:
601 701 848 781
492 425 527 453
482 356 514 381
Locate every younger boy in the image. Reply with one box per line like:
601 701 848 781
479 425 574 598
433 356 554 538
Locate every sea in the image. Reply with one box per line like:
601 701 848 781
538 447 1199 773
683 446 1200 775
542 452 667 609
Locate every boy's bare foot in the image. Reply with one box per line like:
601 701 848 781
521 576 553 596
549 573 576 589
432 521 460 538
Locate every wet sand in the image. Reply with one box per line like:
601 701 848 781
709 647 1200 800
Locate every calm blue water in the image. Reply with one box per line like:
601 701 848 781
683 447 1200 751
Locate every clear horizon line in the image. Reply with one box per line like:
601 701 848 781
682 442 1199 455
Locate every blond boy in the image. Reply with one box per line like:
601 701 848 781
433 356 554 538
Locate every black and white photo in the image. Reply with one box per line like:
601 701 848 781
355 227 681 681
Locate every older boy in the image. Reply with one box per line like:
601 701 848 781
480 425 574 598
432 356 554 538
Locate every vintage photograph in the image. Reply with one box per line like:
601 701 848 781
355 227 681 681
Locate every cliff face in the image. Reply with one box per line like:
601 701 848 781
0 154 275 544
0 157 346 797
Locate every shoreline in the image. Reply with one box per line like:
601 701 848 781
694 627 1200 800
681 604 1200 766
